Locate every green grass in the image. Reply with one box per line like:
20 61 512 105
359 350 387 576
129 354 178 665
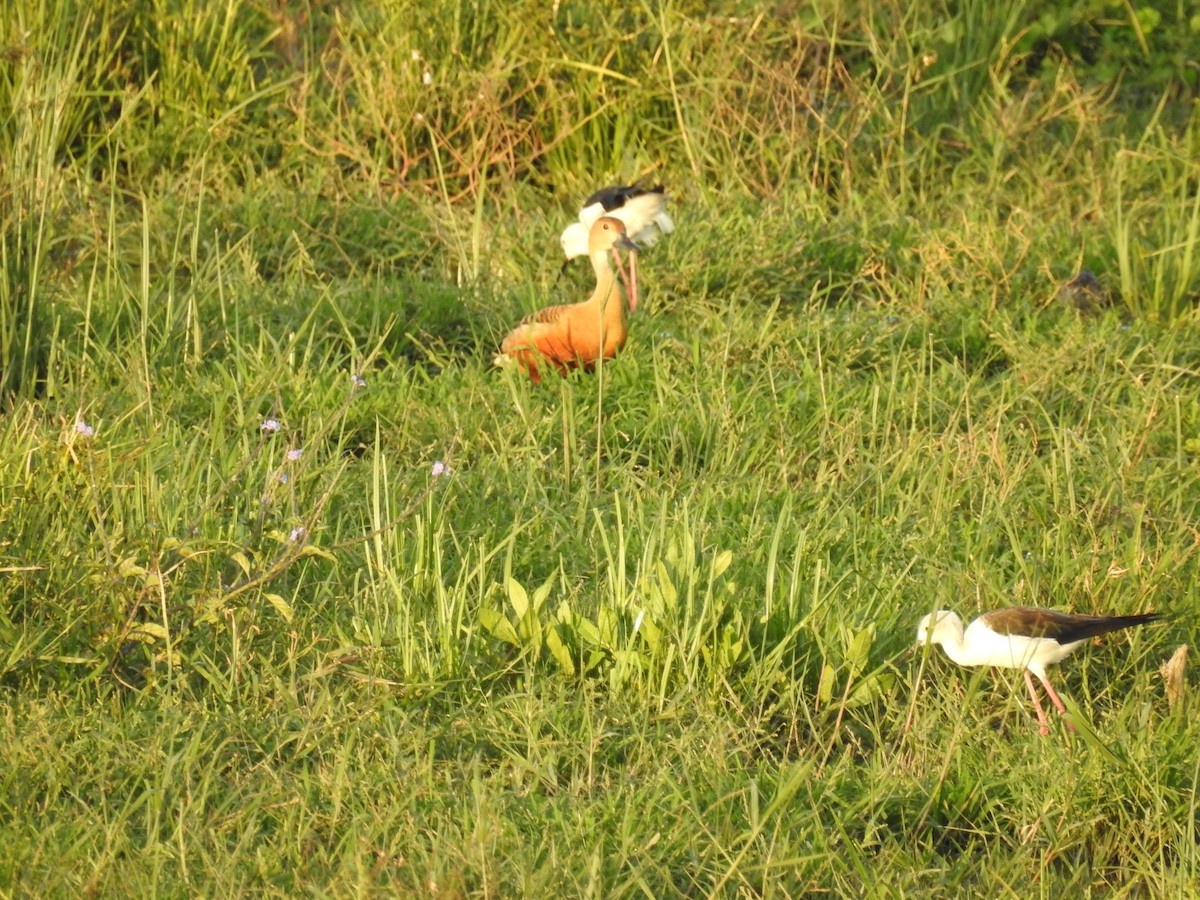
3 0 1200 895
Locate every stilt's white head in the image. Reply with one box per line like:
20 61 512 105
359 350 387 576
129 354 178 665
916 610 963 647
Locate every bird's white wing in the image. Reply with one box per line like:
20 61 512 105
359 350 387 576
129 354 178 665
560 222 589 260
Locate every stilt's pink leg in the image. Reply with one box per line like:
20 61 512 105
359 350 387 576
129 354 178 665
1036 671 1077 733
629 250 638 313
611 248 637 313
1035 671 1067 714
611 249 630 307
1024 669 1051 735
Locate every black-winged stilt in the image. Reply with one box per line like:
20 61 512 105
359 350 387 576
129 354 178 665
560 185 674 261
915 606 1162 735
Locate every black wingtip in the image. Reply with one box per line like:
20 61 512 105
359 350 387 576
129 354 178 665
1060 612 1164 643
582 183 668 210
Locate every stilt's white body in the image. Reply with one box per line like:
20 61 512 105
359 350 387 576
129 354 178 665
918 611 1081 675
561 188 674 260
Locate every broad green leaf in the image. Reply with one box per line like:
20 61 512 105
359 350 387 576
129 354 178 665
299 544 337 563
518 609 542 649
655 561 677 609
583 649 607 674
817 662 836 706
711 549 733 579
531 575 554 611
480 608 520 646
128 622 169 643
229 551 253 576
847 625 874 674
598 604 619 644
848 673 896 708
264 592 294 623
637 613 661 651
575 617 602 646
545 626 574 675
722 629 744 667
507 578 529 620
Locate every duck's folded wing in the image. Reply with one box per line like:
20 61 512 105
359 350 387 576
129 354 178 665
522 303 574 325
501 316 561 354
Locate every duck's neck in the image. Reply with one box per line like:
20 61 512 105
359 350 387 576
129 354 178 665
588 248 627 325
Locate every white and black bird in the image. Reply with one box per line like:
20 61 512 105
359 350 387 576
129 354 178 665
915 606 1162 734
560 185 675 262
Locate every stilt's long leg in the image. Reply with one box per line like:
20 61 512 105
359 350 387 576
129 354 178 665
629 250 638 313
611 248 637 313
1035 671 1067 714
1036 670 1077 733
1024 669 1050 736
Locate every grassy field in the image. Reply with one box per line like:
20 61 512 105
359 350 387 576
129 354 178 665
3 0 1200 895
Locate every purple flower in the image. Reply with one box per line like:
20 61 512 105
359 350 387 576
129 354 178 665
290 526 306 542
286 448 303 461
261 419 281 433
75 420 95 438
279 473 289 484
431 460 449 478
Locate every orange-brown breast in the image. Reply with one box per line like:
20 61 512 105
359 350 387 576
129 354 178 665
500 301 628 382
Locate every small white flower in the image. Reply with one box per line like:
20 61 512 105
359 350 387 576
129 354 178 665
261 419 281 433
422 70 433 86
431 460 449 478
75 420 95 438
351 374 367 388
287 448 302 461
290 526 306 542
411 49 421 61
